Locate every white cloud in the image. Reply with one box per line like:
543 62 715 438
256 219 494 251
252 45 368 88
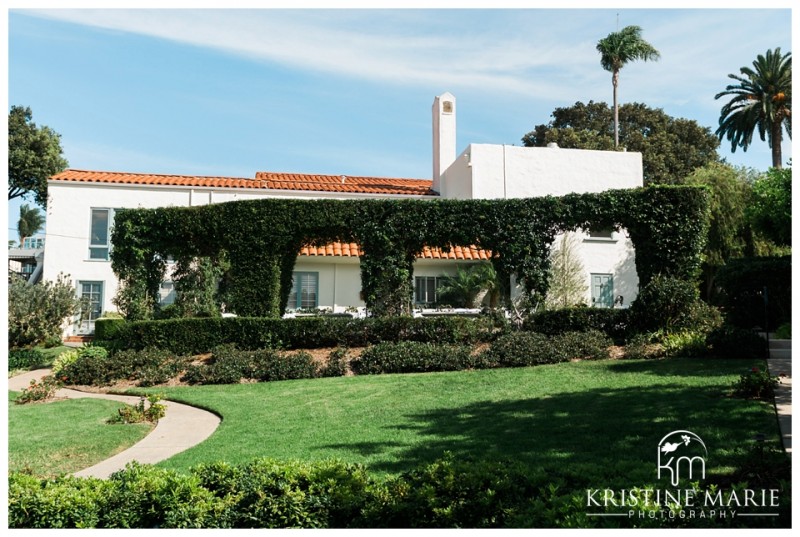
22 9 606 96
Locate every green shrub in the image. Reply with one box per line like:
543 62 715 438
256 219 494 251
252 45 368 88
623 333 665 360
8 473 112 528
630 275 702 332
110 347 187 387
715 256 791 330
109 395 167 424
359 454 558 528
43 335 63 348
550 330 612 360
661 330 708 358
95 316 496 355
526 308 630 342
101 462 228 528
60 346 111 386
731 366 780 400
8 348 48 371
706 325 767 359
94 317 127 341
352 341 480 375
775 322 791 340
252 350 319 382
182 345 320 385
483 332 564 367
8 274 82 349
52 349 80 376
15 375 62 404
191 458 373 528
320 347 349 378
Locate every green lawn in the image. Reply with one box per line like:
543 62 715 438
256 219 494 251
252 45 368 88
8 391 153 477
138 358 781 484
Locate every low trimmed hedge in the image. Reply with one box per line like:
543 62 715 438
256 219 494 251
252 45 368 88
182 345 319 385
94 316 498 355
525 308 630 342
9 454 790 528
351 342 486 375
483 330 612 367
8 348 48 371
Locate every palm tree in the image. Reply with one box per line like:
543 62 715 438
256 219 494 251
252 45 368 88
17 203 45 248
715 48 792 169
437 264 498 308
596 25 661 148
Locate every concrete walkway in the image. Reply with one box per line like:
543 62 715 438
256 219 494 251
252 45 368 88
9 369 221 478
766 338 791 454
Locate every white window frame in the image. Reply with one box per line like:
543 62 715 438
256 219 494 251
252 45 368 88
76 280 104 334
288 272 319 310
88 208 117 261
414 276 443 305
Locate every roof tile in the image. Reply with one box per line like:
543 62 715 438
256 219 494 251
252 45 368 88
299 242 492 261
50 169 437 196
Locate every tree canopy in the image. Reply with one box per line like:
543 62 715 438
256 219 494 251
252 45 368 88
522 101 720 185
715 48 792 169
17 204 45 247
747 166 792 247
8 106 69 207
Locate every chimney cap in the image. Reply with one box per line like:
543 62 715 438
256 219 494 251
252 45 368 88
546 142 559 149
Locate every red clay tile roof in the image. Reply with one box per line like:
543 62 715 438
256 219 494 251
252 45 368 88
50 169 437 196
300 242 492 261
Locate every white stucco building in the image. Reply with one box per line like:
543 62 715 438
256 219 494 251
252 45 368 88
43 93 642 337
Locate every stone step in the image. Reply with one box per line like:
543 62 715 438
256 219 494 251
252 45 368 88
769 349 792 360
769 339 792 350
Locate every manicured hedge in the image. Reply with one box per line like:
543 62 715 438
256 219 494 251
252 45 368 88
9 455 790 528
95 316 497 355
8 348 48 371
351 341 485 375
483 330 612 367
525 308 630 342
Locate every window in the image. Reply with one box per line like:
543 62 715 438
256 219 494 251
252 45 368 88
585 228 615 240
89 208 116 260
288 272 318 309
22 237 44 249
77 281 104 334
591 273 614 308
414 276 442 305
159 281 176 305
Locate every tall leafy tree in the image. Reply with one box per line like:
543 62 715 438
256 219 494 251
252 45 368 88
683 163 753 300
17 204 46 248
596 25 660 148
715 48 792 169
545 232 587 309
522 101 720 185
8 106 69 206
747 165 792 247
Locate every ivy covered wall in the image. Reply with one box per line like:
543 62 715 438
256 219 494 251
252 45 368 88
110 186 709 319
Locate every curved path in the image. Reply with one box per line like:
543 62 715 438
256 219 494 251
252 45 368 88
9 369 221 479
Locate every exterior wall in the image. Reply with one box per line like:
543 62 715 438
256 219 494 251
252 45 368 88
440 144 643 200
292 258 363 310
439 144 643 307
572 230 639 307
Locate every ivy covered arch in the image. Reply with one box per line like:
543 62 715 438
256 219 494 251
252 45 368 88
110 185 709 319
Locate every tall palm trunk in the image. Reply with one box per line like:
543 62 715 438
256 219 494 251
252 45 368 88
771 120 783 169
612 69 620 148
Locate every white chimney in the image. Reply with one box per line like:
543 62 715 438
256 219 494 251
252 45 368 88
432 92 456 193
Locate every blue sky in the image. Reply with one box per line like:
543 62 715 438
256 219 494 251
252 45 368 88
4 3 794 241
